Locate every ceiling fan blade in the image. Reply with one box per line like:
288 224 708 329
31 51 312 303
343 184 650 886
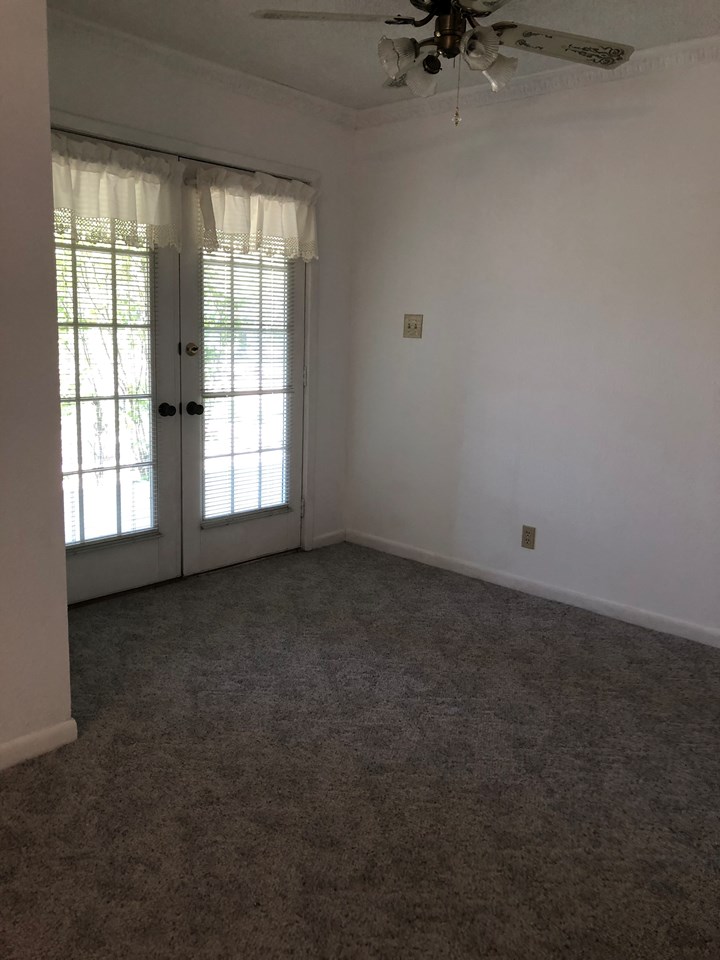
459 1 515 18
493 22 634 69
252 10 399 22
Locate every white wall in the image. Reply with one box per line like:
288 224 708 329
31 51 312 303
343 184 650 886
0 0 76 769
347 63 720 644
47 13 354 545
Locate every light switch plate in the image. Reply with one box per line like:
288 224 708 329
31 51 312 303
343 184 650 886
403 314 423 339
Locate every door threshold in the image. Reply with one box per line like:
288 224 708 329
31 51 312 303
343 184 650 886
68 547 302 608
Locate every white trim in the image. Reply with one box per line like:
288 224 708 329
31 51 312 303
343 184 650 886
0 719 77 773
308 529 346 550
357 34 720 128
346 530 720 650
48 9 357 130
300 261 320 552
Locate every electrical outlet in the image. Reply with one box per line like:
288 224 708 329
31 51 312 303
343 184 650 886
522 525 536 550
403 314 423 339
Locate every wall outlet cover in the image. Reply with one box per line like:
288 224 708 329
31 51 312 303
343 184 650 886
403 314 423 339
522 525 536 550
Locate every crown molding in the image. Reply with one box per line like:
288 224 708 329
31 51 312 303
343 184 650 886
355 33 720 128
47 9 357 130
47 10 720 133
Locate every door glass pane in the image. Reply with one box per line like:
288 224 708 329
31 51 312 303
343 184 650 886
120 466 154 534
200 246 293 521
204 456 233 520
62 474 81 546
116 254 151 324
82 470 119 541
58 327 76 398
117 327 151 395
79 399 116 470
60 402 79 473
260 449 285 509
55 212 157 546
76 250 114 323
119 399 152 466
78 327 115 397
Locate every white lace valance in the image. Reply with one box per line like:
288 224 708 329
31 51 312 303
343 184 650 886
196 167 319 262
51 133 184 250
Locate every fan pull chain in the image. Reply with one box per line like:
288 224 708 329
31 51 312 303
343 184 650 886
453 55 462 127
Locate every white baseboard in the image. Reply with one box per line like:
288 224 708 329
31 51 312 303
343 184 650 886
346 530 720 650
0 719 78 773
310 529 346 549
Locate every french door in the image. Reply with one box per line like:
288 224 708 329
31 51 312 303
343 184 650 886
57 162 305 603
179 181 305 575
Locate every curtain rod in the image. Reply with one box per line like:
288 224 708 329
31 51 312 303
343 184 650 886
51 125 310 187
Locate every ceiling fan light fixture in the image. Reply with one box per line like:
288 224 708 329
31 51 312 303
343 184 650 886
383 76 408 88
460 26 499 71
254 5 634 111
422 54 442 75
378 36 419 80
482 53 518 92
405 59 439 98
459 0 512 14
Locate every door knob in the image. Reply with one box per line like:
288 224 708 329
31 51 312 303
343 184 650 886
158 402 177 417
186 401 204 416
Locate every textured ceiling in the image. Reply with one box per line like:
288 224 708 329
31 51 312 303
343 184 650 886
47 0 720 110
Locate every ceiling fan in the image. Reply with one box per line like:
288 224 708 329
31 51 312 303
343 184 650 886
252 2 635 104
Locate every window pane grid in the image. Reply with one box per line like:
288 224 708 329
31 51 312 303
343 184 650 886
201 244 293 521
56 214 158 546
62 463 155 476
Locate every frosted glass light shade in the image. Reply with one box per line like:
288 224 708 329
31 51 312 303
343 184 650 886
378 36 418 80
460 27 500 71
483 54 518 91
405 62 439 98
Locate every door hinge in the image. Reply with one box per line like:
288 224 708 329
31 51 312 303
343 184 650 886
302 365 308 389
300 498 306 519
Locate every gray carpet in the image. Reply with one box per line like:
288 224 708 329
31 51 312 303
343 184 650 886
1 543 720 959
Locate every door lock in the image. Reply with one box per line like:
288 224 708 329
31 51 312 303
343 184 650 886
185 342 200 357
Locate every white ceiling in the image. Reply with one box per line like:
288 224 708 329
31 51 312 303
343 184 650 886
48 0 720 110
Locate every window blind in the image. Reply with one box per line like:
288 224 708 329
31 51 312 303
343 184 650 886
56 211 158 545
201 235 296 521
